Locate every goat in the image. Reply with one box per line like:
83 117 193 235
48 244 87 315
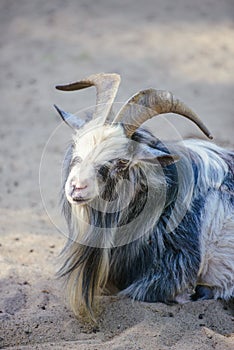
54 73 234 321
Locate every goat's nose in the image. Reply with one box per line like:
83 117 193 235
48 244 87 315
70 182 88 202
72 183 88 191
71 179 88 191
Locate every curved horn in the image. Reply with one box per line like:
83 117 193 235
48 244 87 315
113 89 213 139
56 73 121 123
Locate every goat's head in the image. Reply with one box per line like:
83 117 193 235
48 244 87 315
55 73 212 208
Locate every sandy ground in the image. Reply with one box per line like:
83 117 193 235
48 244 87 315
0 0 234 349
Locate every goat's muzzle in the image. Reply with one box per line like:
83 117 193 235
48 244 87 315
66 179 93 204
70 184 88 203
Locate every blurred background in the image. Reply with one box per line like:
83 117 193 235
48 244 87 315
0 1 233 348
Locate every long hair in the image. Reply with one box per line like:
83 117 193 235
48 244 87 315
58 131 233 322
58 132 168 320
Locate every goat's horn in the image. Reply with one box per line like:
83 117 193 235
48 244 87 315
113 89 213 139
56 73 121 123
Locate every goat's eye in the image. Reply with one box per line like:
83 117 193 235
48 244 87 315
117 159 129 168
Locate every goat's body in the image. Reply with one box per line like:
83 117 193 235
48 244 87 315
108 139 234 303
60 132 234 312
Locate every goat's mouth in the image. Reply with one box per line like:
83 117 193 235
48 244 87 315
66 194 92 205
66 186 95 205
71 197 92 205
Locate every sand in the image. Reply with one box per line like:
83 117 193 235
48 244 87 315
0 0 234 349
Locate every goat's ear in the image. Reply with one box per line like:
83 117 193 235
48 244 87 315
135 144 180 166
54 105 85 129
